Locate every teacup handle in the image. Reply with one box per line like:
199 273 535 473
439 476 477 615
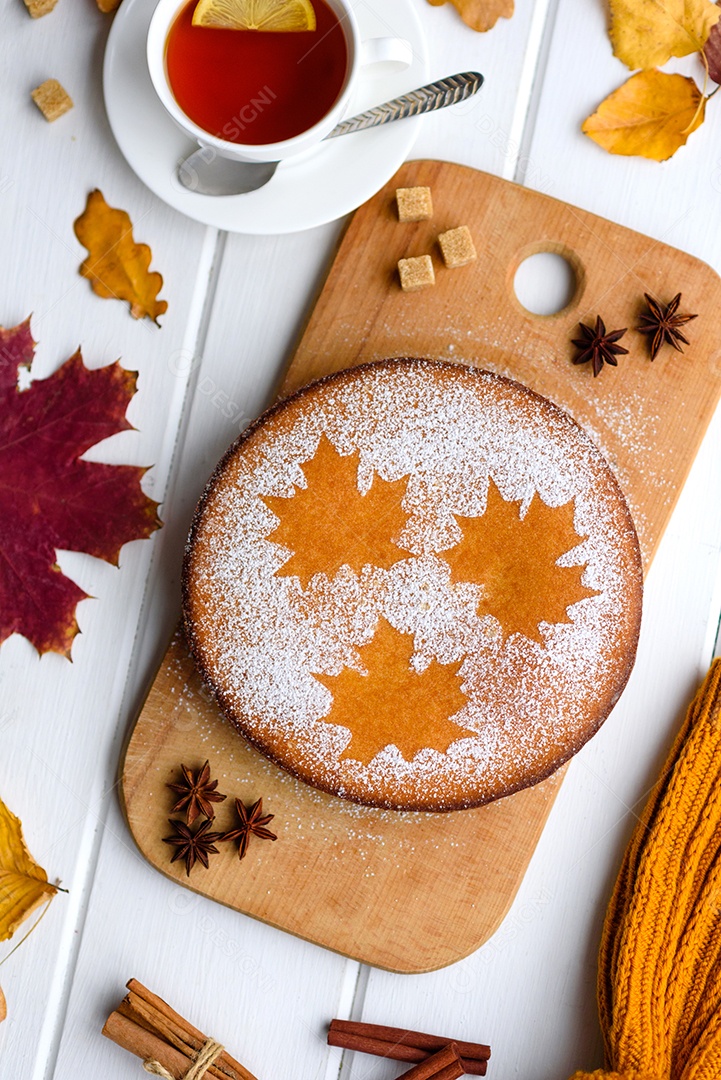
360 36 413 75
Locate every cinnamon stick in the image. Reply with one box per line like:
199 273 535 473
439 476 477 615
328 1029 488 1072
402 1043 464 1080
329 1018 490 1060
102 980 258 1080
328 1029 424 1061
103 1012 194 1080
328 1019 489 1074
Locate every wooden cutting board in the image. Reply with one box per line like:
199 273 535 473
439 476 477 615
121 162 721 974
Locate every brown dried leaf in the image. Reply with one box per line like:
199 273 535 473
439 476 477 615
426 0 513 32
0 797 56 943
73 190 167 324
582 70 705 162
609 0 720 69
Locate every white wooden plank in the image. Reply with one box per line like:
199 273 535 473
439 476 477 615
410 0 556 181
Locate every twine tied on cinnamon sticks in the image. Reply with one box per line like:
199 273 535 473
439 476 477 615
142 1038 224 1080
103 980 258 1080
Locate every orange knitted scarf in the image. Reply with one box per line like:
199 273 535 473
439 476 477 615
568 659 721 1080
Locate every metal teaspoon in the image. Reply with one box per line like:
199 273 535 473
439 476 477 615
177 70 484 197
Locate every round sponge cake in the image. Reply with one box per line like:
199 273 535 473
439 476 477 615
183 359 643 811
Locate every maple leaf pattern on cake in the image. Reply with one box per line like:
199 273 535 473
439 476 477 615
315 617 473 764
262 434 408 588
0 318 161 657
444 479 596 643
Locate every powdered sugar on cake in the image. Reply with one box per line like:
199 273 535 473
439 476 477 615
186 361 642 810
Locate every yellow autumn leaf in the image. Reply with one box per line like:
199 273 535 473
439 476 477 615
0 797 56 943
73 190 168 324
609 0 720 69
582 70 705 162
425 0 513 33
0 985 6 1023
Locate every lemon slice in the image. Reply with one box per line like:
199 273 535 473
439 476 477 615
192 0 316 30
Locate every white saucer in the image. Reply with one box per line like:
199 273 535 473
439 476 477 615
103 0 429 234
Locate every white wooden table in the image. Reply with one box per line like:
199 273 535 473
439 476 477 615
3 1 721 1077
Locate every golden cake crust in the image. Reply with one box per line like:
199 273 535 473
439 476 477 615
183 359 643 812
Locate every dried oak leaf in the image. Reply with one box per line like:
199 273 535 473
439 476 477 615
609 0 720 70
425 0 513 33
0 318 162 657
582 70 705 162
0 796 56 943
74 190 167 324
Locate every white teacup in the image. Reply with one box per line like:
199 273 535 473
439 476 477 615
147 0 413 163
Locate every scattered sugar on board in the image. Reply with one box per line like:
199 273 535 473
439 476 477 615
188 363 641 805
593 391 660 467
582 419 649 563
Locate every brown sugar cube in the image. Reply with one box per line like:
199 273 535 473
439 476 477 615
438 226 477 269
396 186 433 223
31 79 74 122
23 0 58 16
398 255 435 292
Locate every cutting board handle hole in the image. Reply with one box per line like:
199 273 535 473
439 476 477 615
512 248 583 318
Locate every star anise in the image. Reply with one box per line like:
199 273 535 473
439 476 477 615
221 798 277 860
167 760 226 825
637 293 698 360
163 818 223 877
572 316 629 377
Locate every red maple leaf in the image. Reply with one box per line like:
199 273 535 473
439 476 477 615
0 318 162 657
